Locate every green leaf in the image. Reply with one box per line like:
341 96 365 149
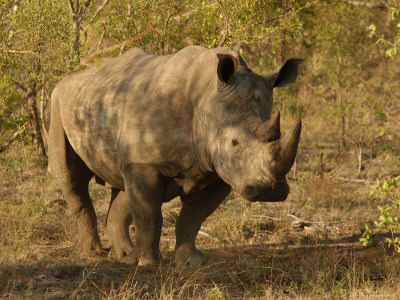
368 24 376 38
385 47 398 59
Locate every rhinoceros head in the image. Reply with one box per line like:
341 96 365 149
204 51 302 202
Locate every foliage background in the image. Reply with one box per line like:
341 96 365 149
2 0 400 163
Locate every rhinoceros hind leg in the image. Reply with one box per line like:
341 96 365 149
52 142 104 257
174 181 231 268
48 96 104 257
107 188 134 260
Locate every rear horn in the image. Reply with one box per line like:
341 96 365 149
255 111 281 143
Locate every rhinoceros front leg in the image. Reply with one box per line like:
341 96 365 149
122 165 163 267
175 181 231 268
107 188 134 260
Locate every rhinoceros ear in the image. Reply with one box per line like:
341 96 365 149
265 58 302 88
217 54 238 85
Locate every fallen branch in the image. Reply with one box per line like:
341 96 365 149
332 176 374 184
0 122 28 153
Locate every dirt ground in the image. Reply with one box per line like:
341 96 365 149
1 138 400 299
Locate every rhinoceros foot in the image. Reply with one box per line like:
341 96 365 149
75 230 107 258
108 243 134 261
121 248 160 267
78 243 108 258
174 244 205 268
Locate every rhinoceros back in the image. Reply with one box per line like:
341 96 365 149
53 46 220 188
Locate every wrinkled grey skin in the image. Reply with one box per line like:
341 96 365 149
48 46 302 267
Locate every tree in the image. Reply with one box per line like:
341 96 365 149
87 0 310 67
0 0 74 156
302 2 377 154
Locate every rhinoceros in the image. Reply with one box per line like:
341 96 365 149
48 46 302 267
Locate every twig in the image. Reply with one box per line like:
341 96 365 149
68 262 100 300
0 122 28 153
287 214 345 225
67 0 75 15
287 214 301 221
96 27 106 53
161 5 174 54
0 49 36 55
224 222 237 248
89 280 108 297
217 0 231 47
198 230 219 241
119 42 126 56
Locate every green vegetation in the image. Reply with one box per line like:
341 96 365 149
1 0 400 298
361 176 400 253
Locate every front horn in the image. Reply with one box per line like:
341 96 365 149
272 119 302 176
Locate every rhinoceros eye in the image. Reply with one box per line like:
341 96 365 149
231 139 239 146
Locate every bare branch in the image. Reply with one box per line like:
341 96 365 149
40 78 48 140
12 80 27 93
83 0 92 10
82 0 110 35
119 42 126 56
78 0 92 19
217 0 231 47
96 27 106 53
161 5 173 54
67 0 75 14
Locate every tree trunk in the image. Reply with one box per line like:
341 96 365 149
26 84 46 157
74 18 81 55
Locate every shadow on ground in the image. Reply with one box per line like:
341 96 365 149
1 232 398 299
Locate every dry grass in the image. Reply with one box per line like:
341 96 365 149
1 111 400 298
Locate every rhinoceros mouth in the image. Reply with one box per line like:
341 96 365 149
240 179 289 202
